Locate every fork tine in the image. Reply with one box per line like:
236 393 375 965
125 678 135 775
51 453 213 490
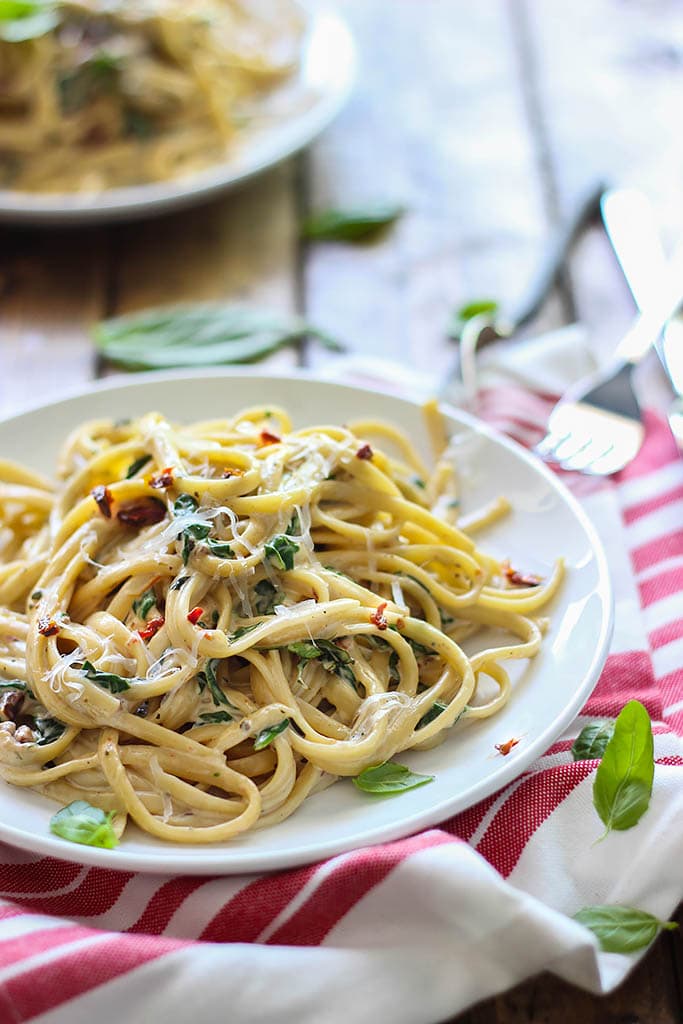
559 439 614 473
551 432 593 464
534 429 571 461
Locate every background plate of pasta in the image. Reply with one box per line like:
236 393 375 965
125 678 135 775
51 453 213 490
0 372 612 873
0 0 355 224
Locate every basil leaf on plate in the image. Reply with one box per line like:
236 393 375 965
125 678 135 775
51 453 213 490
93 304 343 370
573 905 677 953
253 718 290 751
50 800 118 849
593 700 654 836
353 761 434 795
571 720 614 761
302 203 404 242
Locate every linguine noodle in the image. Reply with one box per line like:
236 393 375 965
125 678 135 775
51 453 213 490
0 403 563 844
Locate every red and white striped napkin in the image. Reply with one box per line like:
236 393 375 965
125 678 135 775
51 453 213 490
0 348 681 1024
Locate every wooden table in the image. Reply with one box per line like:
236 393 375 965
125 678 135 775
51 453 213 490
1 0 682 1020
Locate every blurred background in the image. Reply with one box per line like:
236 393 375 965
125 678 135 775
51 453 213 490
2 0 683 406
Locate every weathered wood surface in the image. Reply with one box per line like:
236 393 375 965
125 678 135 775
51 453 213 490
1 0 682 1020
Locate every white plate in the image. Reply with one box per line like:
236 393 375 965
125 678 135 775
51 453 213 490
0 6 355 226
0 371 613 873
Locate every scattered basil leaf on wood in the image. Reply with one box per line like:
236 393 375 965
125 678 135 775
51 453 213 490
0 1 59 42
353 761 434 795
126 454 152 479
93 304 344 371
302 203 405 242
593 700 654 837
82 660 131 693
264 534 299 571
253 718 290 751
572 721 615 761
50 800 118 849
573 905 677 953
132 587 156 621
447 298 500 340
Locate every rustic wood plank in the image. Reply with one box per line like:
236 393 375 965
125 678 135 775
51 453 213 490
107 163 301 372
0 226 107 416
301 0 558 374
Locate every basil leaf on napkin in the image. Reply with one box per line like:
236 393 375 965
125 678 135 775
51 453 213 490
50 800 119 849
353 761 434 795
93 304 344 371
593 700 654 836
573 905 677 953
301 203 404 242
571 721 614 761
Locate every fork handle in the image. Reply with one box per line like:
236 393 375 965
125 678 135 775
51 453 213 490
615 241 683 363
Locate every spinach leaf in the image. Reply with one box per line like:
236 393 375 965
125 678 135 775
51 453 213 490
353 761 434 795
593 700 654 836
50 800 118 849
572 721 615 761
573 905 677 953
126 454 152 479
264 534 299 571
82 660 131 694
302 203 404 242
132 587 156 621
253 718 290 751
254 579 282 615
93 304 344 371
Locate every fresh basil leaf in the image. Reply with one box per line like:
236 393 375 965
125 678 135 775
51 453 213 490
572 721 615 761
265 534 299 571
314 638 358 690
132 587 156 621
174 493 198 515
182 522 210 564
287 641 322 661
287 511 300 535
50 800 118 849
353 761 434 795
448 299 500 340
302 203 404 242
82 660 131 694
573 905 678 953
205 539 234 558
170 575 189 591
34 716 66 746
197 659 229 707
593 700 654 836
254 579 282 615
417 700 448 730
93 304 344 371
126 454 152 479
228 623 259 642
253 718 290 751
198 710 232 724
0 1 59 42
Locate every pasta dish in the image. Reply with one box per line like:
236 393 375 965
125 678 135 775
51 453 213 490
0 0 304 192
0 404 563 846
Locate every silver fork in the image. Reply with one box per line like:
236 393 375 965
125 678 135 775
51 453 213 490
535 246 683 475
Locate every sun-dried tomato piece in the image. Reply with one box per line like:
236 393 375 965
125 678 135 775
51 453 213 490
38 617 59 637
356 444 373 460
138 616 165 641
370 601 388 630
187 606 204 625
117 497 167 528
149 468 174 490
259 430 281 447
0 690 24 722
503 562 542 588
222 467 245 479
495 737 520 756
91 484 113 519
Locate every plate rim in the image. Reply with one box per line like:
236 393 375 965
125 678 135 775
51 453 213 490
0 4 356 225
0 369 614 873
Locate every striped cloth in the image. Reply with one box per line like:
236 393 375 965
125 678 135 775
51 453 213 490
0 386 681 1024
